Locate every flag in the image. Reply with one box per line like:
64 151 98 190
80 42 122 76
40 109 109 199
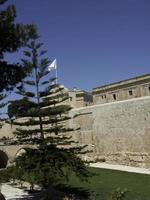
48 59 57 71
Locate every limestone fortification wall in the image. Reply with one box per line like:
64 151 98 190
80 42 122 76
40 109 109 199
70 96 150 168
0 96 150 168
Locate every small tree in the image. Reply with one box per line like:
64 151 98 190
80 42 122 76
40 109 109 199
8 38 89 190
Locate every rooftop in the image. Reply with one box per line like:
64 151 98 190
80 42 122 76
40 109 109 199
93 74 150 92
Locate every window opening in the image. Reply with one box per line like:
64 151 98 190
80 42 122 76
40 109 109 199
129 90 133 96
113 94 116 100
102 95 106 99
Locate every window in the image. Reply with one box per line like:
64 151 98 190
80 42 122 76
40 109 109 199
101 95 106 99
149 87 150 92
129 90 133 96
113 94 116 100
70 97 73 101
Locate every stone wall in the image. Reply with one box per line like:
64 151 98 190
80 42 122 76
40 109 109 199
0 96 150 168
93 74 150 105
70 96 150 168
69 90 93 108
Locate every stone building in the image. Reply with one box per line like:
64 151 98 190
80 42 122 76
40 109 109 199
1 73 150 169
70 95 150 168
68 88 93 108
92 74 150 105
69 74 150 168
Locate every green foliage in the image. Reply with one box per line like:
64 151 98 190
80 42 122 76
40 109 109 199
0 169 10 183
109 188 127 200
8 38 89 190
8 97 36 119
13 145 88 188
0 62 25 93
0 0 37 92
0 0 37 124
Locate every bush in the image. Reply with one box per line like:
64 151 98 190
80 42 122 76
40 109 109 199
109 188 127 200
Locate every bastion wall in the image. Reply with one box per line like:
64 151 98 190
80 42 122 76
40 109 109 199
70 96 150 168
0 96 150 168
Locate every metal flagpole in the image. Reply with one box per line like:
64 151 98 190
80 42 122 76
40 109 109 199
56 67 58 84
55 59 58 84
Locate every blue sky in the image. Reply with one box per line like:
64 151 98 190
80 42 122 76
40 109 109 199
7 0 150 91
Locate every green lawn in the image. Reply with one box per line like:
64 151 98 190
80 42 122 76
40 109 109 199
66 167 150 200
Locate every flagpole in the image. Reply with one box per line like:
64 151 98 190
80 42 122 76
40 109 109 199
56 66 58 84
55 59 58 84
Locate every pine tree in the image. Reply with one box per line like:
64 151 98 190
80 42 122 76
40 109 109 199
0 0 36 122
8 38 89 190
0 0 36 91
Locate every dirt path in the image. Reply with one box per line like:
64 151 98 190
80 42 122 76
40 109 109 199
1 183 29 199
90 163 150 174
0 183 42 200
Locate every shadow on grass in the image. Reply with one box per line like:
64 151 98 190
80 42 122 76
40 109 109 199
10 190 44 200
54 183 95 200
8 185 93 200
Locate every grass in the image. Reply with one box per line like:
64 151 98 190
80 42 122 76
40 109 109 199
1 166 150 199
65 167 150 200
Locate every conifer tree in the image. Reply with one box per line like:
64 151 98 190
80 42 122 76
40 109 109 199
0 0 36 93
0 0 36 123
8 38 89 189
